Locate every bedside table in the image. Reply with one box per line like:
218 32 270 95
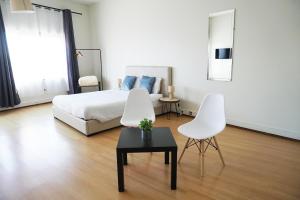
159 97 181 119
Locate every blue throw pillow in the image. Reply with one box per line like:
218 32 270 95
121 76 137 90
139 76 156 93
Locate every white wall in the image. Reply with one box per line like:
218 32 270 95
88 0 300 139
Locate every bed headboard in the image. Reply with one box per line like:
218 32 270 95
125 66 172 96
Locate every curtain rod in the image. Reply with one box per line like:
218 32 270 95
32 3 82 15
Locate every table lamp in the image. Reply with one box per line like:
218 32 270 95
168 85 174 99
117 78 122 89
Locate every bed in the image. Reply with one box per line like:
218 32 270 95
52 66 172 136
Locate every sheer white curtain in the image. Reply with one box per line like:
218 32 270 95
1 2 68 101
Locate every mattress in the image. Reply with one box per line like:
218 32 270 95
52 89 162 122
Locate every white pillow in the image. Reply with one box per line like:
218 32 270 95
152 77 162 94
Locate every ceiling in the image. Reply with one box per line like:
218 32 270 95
66 0 101 5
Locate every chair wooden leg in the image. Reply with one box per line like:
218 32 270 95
200 140 204 176
213 136 225 166
194 140 201 154
178 138 190 163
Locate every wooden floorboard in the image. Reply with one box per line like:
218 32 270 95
0 103 299 200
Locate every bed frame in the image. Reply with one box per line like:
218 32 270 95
53 66 172 136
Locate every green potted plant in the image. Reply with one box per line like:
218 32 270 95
139 118 153 140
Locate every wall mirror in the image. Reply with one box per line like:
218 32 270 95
207 9 235 81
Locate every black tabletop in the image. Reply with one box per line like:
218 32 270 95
117 127 177 151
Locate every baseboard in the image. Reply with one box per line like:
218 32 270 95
0 97 54 111
226 118 299 140
180 108 299 140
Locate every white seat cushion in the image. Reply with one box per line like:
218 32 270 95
78 76 98 86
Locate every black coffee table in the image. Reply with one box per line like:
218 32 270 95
116 127 178 192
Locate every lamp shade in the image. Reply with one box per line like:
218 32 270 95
168 85 174 99
117 78 122 89
11 0 34 13
168 85 174 93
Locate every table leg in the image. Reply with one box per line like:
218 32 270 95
167 103 171 120
163 103 167 115
171 149 177 190
116 150 124 192
175 103 179 117
165 151 169 164
123 152 127 165
165 103 167 115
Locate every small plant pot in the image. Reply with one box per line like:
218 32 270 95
141 129 152 142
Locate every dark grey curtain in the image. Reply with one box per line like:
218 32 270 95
0 5 20 107
62 9 81 94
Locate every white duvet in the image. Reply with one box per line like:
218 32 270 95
52 90 162 122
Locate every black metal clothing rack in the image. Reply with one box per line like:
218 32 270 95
76 48 103 91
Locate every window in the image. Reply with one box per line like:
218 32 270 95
2 3 68 101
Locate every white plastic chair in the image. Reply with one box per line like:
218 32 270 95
121 88 155 127
178 94 226 176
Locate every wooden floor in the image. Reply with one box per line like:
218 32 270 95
0 104 299 200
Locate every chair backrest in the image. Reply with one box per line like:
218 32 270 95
194 94 226 134
121 88 155 127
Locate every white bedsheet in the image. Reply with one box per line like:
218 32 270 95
52 90 162 122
